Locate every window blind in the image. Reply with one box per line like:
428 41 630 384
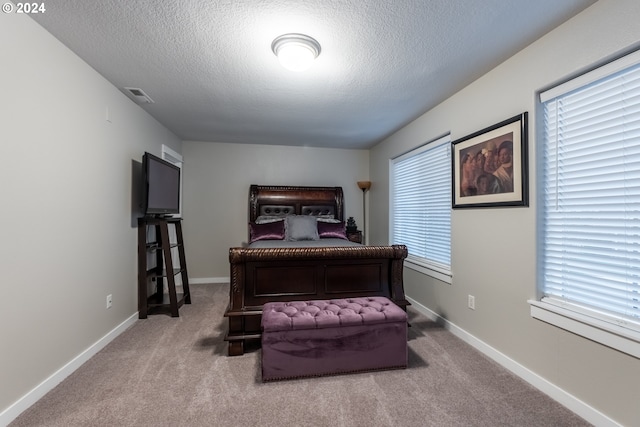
540 51 640 329
390 135 451 270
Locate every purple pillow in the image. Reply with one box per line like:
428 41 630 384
317 221 347 240
249 221 285 243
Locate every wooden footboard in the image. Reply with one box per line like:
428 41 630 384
224 244 408 356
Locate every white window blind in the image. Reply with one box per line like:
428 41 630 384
390 135 451 275
539 51 640 333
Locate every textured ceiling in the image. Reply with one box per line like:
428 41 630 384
30 0 595 149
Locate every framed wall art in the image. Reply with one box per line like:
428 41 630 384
452 112 528 208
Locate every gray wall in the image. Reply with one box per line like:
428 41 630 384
181 141 369 279
0 12 181 416
369 0 640 425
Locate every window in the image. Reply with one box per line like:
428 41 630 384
533 50 640 357
390 134 451 282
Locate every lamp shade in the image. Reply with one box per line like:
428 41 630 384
357 181 372 191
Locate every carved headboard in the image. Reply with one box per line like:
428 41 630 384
248 185 344 222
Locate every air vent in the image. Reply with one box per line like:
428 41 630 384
124 87 155 104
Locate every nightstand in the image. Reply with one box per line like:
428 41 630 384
346 230 363 244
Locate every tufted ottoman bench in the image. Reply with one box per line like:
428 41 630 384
261 297 407 381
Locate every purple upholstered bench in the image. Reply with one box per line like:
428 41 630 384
261 297 408 381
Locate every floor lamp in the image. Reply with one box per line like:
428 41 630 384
357 181 371 244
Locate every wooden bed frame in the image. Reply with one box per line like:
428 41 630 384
224 185 408 356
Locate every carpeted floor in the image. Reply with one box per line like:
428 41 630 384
10 283 592 427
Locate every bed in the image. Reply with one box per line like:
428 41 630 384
224 185 408 356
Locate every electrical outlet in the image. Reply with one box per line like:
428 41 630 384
468 295 475 310
106 294 113 309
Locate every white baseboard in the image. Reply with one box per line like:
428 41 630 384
189 277 229 284
406 296 620 427
0 313 138 427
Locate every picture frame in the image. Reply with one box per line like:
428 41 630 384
452 112 528 208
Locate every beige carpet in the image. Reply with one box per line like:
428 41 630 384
10 283 591 427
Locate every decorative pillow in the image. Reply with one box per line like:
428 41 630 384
285 215 319 241
255 215 286 224
317 221 347 239
249 221 285 243
316 216 341 224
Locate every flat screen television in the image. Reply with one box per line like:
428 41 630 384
142 152 181 217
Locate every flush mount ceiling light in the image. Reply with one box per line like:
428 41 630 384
271 33 321 72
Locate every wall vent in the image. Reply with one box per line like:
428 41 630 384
124 87 155 104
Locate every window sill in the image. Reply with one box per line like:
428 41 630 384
404 258 452 284
528 299 640 359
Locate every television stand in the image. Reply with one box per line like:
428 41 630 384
137 217 191 318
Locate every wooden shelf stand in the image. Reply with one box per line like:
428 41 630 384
137 217 191 318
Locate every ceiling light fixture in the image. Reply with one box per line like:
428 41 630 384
271 33 321 72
